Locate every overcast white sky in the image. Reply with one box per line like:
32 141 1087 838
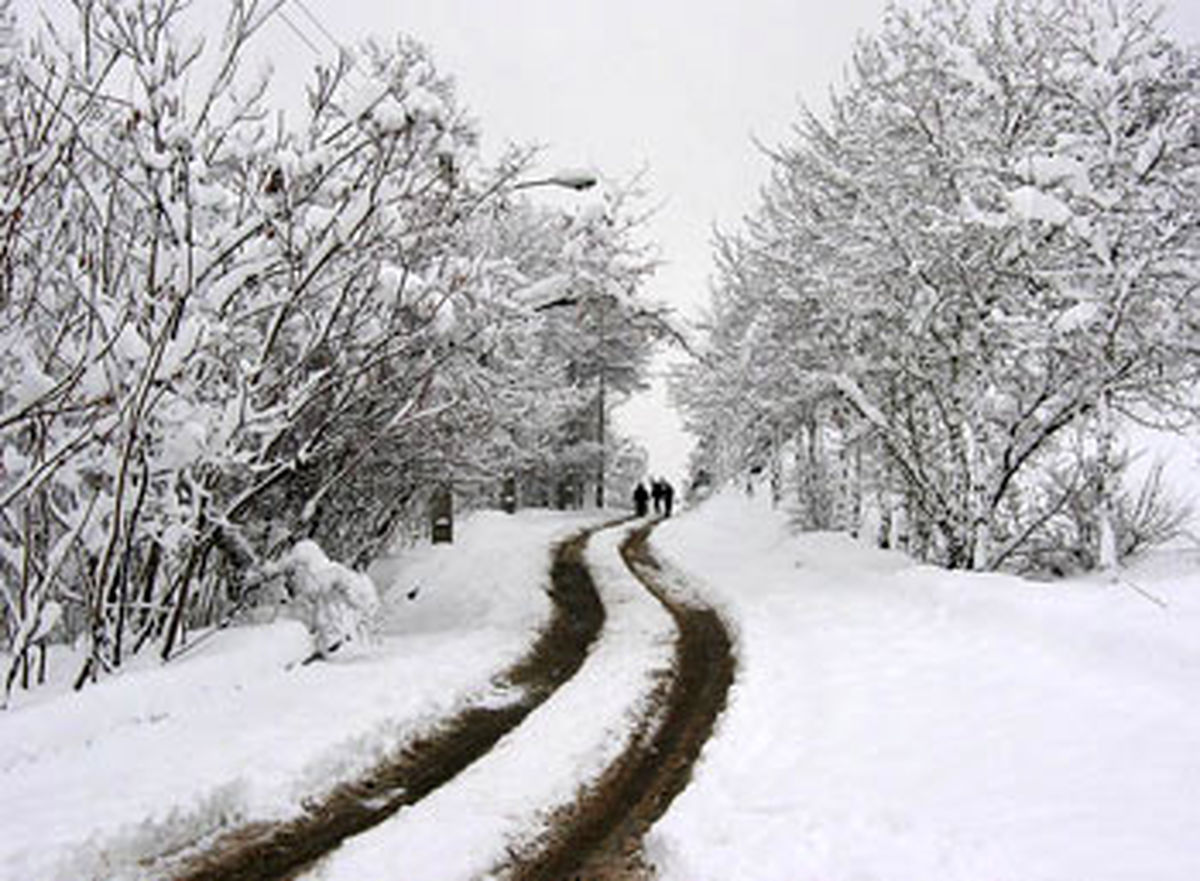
244 0 915 485
323 0 1193 488
26 0 1200 488
261 0 899 319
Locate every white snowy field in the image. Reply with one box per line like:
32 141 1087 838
4 494 1200 881
0 509 602 881
647 490 1200 881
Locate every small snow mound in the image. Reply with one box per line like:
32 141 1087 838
282 540 380 656
790 531 914 577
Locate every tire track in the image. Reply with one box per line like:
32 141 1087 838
162 522 615 881
504 520 736 881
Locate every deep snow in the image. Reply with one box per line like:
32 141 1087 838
646 490 1200 881
0 510 601 881
3 494 1199 881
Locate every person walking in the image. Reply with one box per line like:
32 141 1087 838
650 479 664 515
662 480 675 518
633 482 650 517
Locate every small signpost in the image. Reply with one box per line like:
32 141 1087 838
500 476 517 514
431 486 453 544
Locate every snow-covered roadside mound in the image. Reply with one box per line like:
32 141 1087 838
0 509 598 881
646 490 1200 881
297 522 677 881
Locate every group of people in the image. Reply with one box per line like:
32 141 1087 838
632 477 675 518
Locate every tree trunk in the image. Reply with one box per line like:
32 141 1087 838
161 536 209 661
1095 390 1119 573
964 421 992 570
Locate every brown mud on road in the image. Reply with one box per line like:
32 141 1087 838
502 521 736 881
159 523 614 881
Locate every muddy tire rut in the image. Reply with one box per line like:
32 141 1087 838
502 522 736 881
162 524 610 881
160 517 733 881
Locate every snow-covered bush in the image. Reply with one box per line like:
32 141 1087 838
1016 458 1192 576
280 540 380 658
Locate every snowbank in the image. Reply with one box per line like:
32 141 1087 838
0 509 598 881
646 490 1200 881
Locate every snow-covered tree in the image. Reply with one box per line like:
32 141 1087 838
676 0 1200 572
0 1 661 698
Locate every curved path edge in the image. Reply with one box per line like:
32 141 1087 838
503 520 737 881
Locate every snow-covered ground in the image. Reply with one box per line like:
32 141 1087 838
5 493 1200 881
297 523 675 880
647 490 1200 881
0 510 601 881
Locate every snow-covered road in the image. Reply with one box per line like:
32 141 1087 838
295 523 678 880
4 494 1200 881
0 511 609 881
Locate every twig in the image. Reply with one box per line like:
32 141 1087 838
1114 574 1168 610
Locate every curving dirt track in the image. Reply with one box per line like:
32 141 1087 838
163 524 611 881
159 517 733 881
503 521 736 881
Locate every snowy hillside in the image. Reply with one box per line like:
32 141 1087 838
647 490 1200 881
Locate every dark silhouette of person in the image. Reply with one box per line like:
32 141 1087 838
633 482 649 516
662 480 675 517
651 479 664 514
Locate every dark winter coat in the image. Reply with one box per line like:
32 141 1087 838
633 483 650 516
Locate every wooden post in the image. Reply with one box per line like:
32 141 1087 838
431 486 453 544
500 476 517 514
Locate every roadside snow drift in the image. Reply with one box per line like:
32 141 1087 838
646 490 1200 881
